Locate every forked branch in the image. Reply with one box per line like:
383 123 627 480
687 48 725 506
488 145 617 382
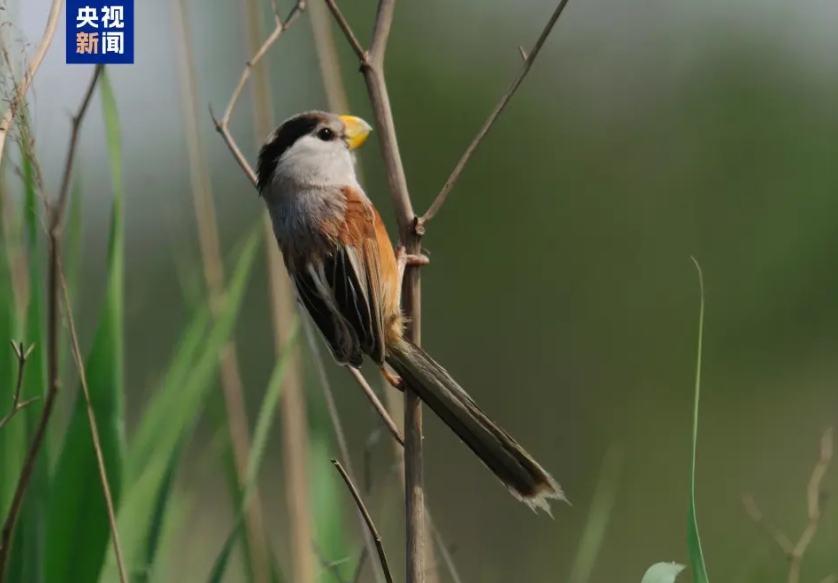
743 427 834 583
209 0 307 183
0 342 37 433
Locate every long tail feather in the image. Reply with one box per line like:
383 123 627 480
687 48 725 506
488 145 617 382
386 337 566 514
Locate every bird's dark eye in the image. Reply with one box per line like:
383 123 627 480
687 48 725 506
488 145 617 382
316 127 335 141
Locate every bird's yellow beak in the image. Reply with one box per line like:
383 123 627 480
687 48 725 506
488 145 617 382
339 115 372 151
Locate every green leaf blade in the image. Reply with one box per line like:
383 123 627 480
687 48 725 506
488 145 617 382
641 562 686 583
687 257 709 583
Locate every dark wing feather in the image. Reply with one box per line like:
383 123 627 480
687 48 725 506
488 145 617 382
324 244 386 365
292 261 364 367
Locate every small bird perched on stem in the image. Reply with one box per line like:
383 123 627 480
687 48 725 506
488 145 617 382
256 110 565 514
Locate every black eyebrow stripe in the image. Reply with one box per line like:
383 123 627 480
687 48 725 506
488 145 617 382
256 112 326 192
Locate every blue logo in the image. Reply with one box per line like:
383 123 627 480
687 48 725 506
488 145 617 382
66 0 134 64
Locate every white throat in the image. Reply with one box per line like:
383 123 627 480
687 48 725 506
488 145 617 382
272 134 360 192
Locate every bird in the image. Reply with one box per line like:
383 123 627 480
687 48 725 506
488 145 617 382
256 110 565 514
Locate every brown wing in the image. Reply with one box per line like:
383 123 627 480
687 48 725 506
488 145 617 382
289 186 394 367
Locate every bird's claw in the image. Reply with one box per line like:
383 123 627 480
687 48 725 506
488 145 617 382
395 245 430 281
380 367 405 392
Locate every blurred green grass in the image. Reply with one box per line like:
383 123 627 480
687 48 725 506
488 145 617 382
0 66 319 583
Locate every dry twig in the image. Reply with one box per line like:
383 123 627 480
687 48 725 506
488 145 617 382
743 427 834 583
58 263 128 583
209 0 306 181
0 342 37 432
350 368 404 445
0 64 106 583
420 0 573 226
332 459 394 583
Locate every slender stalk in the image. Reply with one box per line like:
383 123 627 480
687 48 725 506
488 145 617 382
171 2 271 581
332 460 394 583
0 64 103 583
420 0 573 226
58 263 128 583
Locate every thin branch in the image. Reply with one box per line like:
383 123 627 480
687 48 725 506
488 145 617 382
368 0 396 64
313 541 350 583
332 459 394 583
0 0 64 170
0 342 37 432
350 368 403 445
0 64 103 583
321 0 365 62
58 262 128 583
420 0 573 226
743 427 834 583
427 512 464 583
209 0 306 184
351 548 369 583
308 0 365 183
53 65 104 230
791 427 833 582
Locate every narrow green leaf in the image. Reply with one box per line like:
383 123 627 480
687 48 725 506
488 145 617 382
566 443 624 583
127 306 210 478
309 435 350 583
687 257 709 583
44 67 126 583
106 425 194 583
206 518 245 583
208 323 299 583
641 562 686 583
268 547 286 583
245 318 297 493
142 436 183 571
128 226 260 480
112 228 261 583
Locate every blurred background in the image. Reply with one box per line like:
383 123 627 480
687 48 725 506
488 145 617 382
10 0 838 581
